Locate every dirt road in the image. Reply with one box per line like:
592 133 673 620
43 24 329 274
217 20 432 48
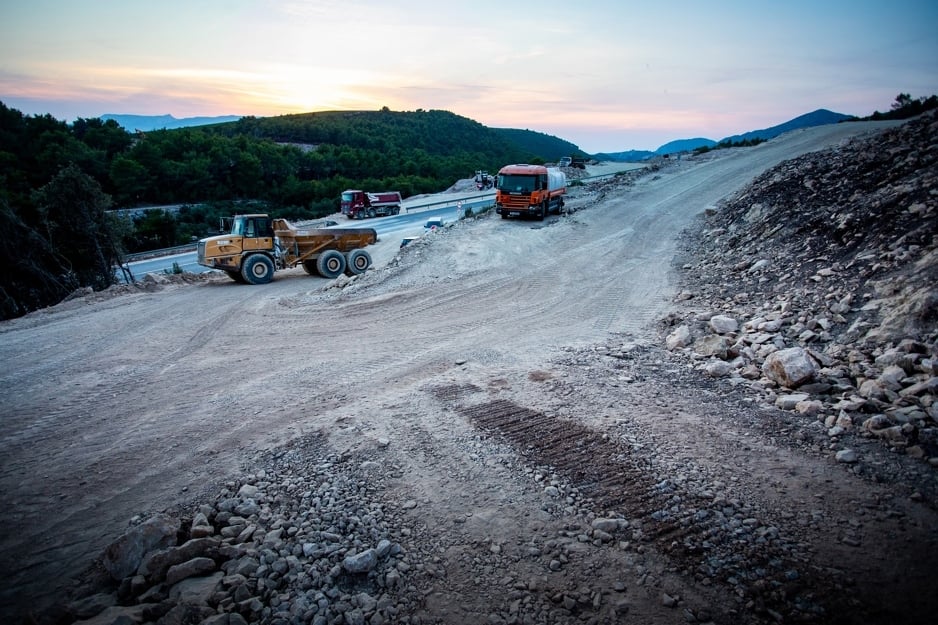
2 119 934 624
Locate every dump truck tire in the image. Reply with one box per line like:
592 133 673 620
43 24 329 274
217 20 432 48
345 249 372 275
302 260 319 276
225 270 246 283
367 208 376 218
317 249 346 279
241 254 274 284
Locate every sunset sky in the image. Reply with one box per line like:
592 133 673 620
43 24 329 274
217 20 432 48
2 0 936 152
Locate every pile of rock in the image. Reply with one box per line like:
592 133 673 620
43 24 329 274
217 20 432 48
666 111 938 468
59 437 415 625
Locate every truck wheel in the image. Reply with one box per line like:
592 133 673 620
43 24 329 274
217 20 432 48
241 254 274 285
367 208 376 218
345 249 372 275
225 270 246 283
392 206 400 215
317 249 346 279
302 260 319 276
539 202 547 220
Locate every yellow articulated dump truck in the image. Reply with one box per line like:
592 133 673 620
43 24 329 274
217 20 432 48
197 214 378 284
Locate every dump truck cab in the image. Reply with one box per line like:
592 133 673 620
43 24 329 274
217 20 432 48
198 214 277 284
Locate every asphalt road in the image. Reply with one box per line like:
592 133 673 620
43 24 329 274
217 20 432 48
121 192 496 281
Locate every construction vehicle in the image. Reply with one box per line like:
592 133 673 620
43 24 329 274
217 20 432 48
341 190 403 219
495 164 566 220
197 214 377 284
474 170 493 190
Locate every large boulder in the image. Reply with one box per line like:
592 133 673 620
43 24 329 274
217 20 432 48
762 347 817 388
102 514 180 581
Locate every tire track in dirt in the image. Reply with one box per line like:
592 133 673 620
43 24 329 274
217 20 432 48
450 393 847 623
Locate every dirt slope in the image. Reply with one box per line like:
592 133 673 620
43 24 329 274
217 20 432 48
1 118 934 625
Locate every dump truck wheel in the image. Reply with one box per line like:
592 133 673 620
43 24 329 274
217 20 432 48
392 206 400 215
317 249 346 279
241 254 274 284
302 260 319 276
225 270 246 283
345 249 372 275
367 208 376 218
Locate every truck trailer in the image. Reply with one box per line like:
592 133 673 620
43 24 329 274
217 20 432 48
197 214 377 284
495 164 566 220
341 190 403 219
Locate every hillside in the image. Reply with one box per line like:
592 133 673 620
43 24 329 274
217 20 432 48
208 109 537 165
490 127 586 162
97 110 586 163
719 108 854 144
669 109 938 458
598 109 855 162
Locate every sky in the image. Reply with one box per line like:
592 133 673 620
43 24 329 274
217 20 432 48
1 0 937 153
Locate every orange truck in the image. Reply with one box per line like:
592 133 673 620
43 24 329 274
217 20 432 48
495 164 566 220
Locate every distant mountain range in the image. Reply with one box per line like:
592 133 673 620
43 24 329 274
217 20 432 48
100 108 855 162
595 109 855 161
101 113 241 131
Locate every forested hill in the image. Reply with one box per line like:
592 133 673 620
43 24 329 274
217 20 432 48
209 109 544 169
490 127 587 162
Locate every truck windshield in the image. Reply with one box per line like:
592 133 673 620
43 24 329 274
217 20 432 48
498 175 536 193
341 192 354 202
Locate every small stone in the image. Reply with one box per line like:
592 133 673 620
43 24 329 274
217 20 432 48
237 484 259 499
343 548 378 574
709 315 739 334
835 449 858 464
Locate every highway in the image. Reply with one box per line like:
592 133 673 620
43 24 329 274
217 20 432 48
119 191 496 281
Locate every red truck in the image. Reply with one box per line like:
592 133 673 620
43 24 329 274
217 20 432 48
341 190 403 219
495 164 566 220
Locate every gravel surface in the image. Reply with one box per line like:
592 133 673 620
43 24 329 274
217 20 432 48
1 117 935 625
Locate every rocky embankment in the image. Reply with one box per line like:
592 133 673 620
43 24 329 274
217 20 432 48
46 436 419 625
665 111 938 493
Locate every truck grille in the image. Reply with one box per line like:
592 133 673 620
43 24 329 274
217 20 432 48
500 195 532 209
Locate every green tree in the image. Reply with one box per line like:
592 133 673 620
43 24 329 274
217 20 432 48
0 197 65 319
33 163 122 290
109 155 151 205
891 93 913 110
131 209 178 250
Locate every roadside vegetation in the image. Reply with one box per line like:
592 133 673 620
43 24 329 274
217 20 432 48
693 136 766 155
862 93 938 121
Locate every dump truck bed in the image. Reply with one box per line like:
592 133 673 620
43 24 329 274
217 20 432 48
273 219 377 266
